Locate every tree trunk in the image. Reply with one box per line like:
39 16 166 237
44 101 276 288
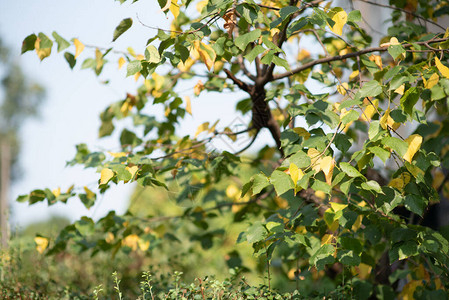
0 139 10 248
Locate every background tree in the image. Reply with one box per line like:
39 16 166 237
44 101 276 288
0 38 45 247
19 0 449 298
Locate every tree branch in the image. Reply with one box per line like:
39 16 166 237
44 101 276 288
224 68 252 92
271 37 449 81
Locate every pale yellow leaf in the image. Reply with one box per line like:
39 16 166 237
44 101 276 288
380 108 400 130
185 96 192 115
394 84 405 95
134 72 141 82
330 10 347 36
35 237 49 254
100 168 114 185
108 152 127 158
435 57 449 78
307 148 323 172
423 73 439 89
321 234 334 245
52 187 61 197
330 202 347 212
152 72 165 91
106 232 114 243
194 40 216 71
337 82 349 95
73 38 84 59
138 238 150 251
83 186 95 198
118 57 126 69
289 163 303 185
226 185 240 199
320 156 334 185
196 0 208 13
195 122 209 137
403 134 422 163
126 166 139 180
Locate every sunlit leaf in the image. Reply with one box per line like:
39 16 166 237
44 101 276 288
329 10 347 36
35 236 49 254
185 96 192 115
403 134 422 163
73 38 85 59
435 57 449 78
100 168 114 185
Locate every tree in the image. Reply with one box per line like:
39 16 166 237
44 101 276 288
0 38 45 247
19 0 449 297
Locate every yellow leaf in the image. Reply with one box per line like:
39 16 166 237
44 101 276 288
122 234 139 251
34 37 52 61
118 57 126 69
73 38 84 59
83 186 95 198
321 234 334 245
403 134 422 163
353 263 372 280
435 57 449 78
307 148 323 172
185 96 192 115
330 202 347 212
138 238 150 251
381 37 400 47
152 72 165 91
289 163 303 185
66 184 74 193
100 168 114 185
194 40 216 71
349 70 359 81
380 108 400 130
226 185 240 199
360 99 378 122
330 10 347 36
52 187 61 197
106 232 114 243
423 73 439 89
35 237 49 254
126 166 139 180
195 122 209 137
394 84 405 95
297 49 310 61
337 82 349 95
399 280 422 300
134 72 141 82
196 0 208 13
315 190 326 200
320 156 334 185
369 54 383 69
193 80 205 96
108 152 127 158
352 215 363 231
292 127 311 140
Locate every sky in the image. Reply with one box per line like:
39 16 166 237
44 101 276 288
0 0 265 228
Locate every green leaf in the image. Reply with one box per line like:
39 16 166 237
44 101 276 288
280 6 299 20
270 170 294 196
340 162 363 178
126 60 142 77
361 180 383 194
145 45 161 63
400 86 419 117
388 44 405 60
359 80 382 98
289 151 311 168
347 10 361 22
252 173 270 195
52 31 70 52
234 29 261 51
244 45 266 62
382 137 408 157
112 18 133 42
369 146 390 163
64 52 76 69
21 34 37 54
341 110 359 125
272 56 290 71
368 121 381 140
246 222 267 243
405 194 427 216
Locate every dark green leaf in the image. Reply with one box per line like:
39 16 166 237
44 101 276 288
112 18 133 42
21 34 37 54
340 162 363 178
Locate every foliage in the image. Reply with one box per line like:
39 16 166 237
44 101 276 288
18 0 449 298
